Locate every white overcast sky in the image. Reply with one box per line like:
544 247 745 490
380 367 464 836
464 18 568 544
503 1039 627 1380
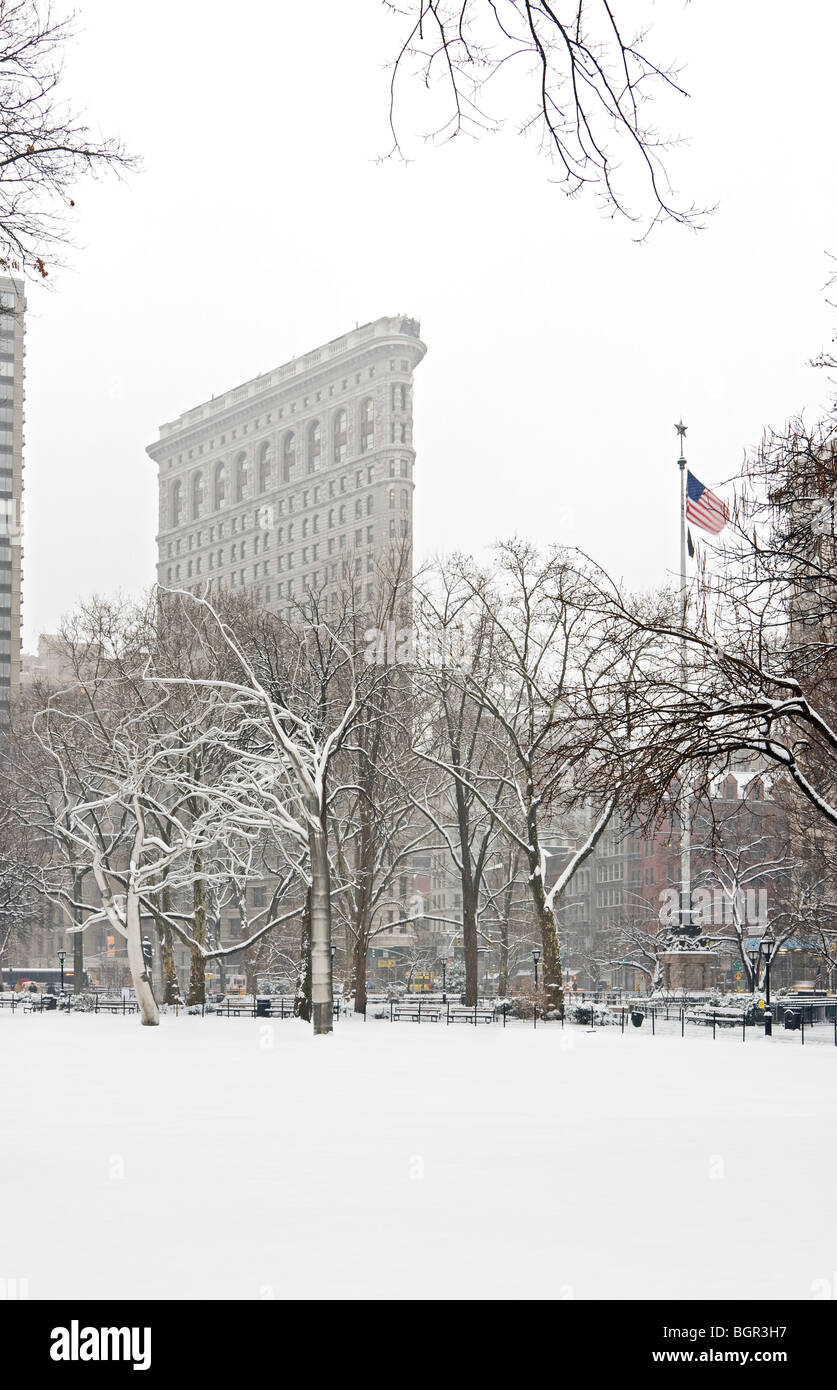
20 0 837 646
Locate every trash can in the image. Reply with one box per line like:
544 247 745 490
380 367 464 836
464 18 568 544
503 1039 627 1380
630 1011 644 1028
43 994 57 1011
255 997 270 1018
763 1009 772 1037
783 1008 801 1031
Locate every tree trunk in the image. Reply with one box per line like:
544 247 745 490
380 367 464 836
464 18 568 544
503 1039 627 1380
530 856 564 1016
72 871 84 993
309 816 333 1035
498 918 510 998
463 889 479 1005
294 890 312 1021
126 888 159 1027
157 886 182 1006
159 924 182 1006
186 850 207 1006
353 925 369 1014
244 948 258 999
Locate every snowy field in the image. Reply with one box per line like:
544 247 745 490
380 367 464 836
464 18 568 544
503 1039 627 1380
1 1011 834 1300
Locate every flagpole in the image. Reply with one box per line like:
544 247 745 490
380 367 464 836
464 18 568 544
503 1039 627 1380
675 421 691 937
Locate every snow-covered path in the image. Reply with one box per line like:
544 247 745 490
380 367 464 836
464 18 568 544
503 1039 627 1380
1 1013 833 1299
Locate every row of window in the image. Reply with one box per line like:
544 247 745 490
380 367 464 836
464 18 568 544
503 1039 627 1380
165 518 409 585
166 486 411 558
170 454 411 529
169 393 411 500
172 569 381 609
167 371 412 465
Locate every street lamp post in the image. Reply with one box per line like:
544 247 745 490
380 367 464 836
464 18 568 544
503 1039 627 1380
57 949 67 994
532 948 541 991
440 957 448 1002
747 943 760 995
761 930 775 1009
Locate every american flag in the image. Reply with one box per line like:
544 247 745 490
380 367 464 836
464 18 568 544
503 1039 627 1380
686 471 728 535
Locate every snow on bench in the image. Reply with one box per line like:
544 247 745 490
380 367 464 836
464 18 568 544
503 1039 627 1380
447 1006 495 1025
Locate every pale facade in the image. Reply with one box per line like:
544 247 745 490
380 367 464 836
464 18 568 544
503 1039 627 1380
0 276 24 722
147 315 426 614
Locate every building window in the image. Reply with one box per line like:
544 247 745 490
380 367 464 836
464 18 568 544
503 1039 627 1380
171 479 183 526
308 419 321 473
214 461 226 510
191 471 203 521
360 398 374 452
333 408 347 463
235 452 248 503
283 431 296 482
258 440 273 493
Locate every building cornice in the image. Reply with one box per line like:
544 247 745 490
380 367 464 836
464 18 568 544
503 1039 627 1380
146 315 425 464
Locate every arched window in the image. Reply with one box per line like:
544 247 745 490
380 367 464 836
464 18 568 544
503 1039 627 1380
214 461 227 510
191 471 203 521
360 398 374 452
333 409 347 463
338 504 346 525
282 432 296 483
235 452 248 503
389 488 395 510
355 499 362 519
366 494 374 515
328 508 334 529
308 420 321 473
258 440 273 493
171 480 183 526
302 517 309 539
401 489 408 511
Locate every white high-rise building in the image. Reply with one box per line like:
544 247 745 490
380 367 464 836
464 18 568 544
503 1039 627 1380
0 276 25 724
147 315 425 614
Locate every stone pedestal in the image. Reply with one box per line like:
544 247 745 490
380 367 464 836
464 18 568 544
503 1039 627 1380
658 950 718 991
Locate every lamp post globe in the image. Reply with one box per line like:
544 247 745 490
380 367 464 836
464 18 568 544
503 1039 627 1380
761 930 775 1007
747 944 760 994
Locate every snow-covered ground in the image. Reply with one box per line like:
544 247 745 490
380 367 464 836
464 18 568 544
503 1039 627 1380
1 1012 833 1300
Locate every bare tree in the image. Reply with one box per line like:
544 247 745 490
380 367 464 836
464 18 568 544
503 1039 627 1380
409 561 511 1004
149 588 370 1036
0 1 134 277
408 544 631 1014
383 0 707 234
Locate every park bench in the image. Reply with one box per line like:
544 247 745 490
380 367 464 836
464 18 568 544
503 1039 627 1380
447 1005 495 1025
391 1003 441 1023
687 1008 746 1027
216 998 342 1020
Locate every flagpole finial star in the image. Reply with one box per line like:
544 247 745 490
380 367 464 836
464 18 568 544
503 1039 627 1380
675 420 687 439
